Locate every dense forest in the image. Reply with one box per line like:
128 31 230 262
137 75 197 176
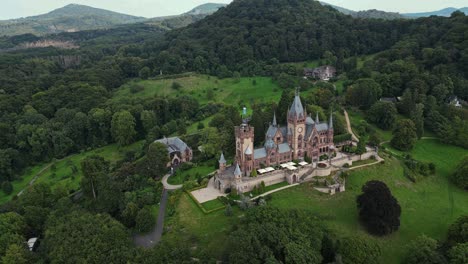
0 0 467 262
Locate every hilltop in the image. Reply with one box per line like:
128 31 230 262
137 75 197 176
404 7 468 18
0 4 146 36
320 2 467 19
186 3 227 15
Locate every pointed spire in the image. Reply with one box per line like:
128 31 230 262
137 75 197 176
234 163 242 177
273 112 277 126
329 112 333 129
315 112 319 123
219 152 226 164
289 88 305 119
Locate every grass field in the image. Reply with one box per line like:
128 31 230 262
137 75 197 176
0 141 144 204
163 193 240 259
201 199 225 211
113 74 282 108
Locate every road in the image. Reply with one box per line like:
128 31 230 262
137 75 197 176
133 189 169 248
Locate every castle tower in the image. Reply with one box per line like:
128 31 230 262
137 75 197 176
287 89 307 159
235 123 254 177
218 152 226 173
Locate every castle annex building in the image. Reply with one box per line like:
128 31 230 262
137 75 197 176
214 91 335 193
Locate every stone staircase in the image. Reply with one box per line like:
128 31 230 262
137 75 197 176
300 166 316 182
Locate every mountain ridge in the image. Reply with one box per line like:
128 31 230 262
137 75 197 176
0 3 225 36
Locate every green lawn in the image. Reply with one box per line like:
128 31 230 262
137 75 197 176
269 139 468 263
0 164 46 204
112 74 282 108
163 193 240 259
0 141 144 204
201 199 225 211
168 165 216 185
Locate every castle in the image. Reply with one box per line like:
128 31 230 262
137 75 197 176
214 91 335 193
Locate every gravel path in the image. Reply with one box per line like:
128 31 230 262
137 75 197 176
343 109 359 142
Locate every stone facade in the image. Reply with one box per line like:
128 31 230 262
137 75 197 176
235 91 334 177
213 92 338 194
304 65 337 81
155 137 193 167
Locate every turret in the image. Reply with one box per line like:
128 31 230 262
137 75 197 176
234 163 242 183
218 152 226 173
329 112 333 129
315 112 319 124
272 112 277 127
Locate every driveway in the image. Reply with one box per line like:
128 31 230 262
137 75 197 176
133 189 169 248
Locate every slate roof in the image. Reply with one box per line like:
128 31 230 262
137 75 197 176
280 126 288 138
288 93 305 119
234 164 242 176
254 148 267 159
245 146 253 155
265 137 276 149
266 125 278 138
219 152 226 164
316 123 329 131
155 137 190 154
306 116 315 125
278 143 291 154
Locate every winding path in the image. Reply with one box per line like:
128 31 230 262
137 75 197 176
162 174 183 190
343 109 359 142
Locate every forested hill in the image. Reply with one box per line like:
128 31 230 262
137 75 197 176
0 4 146 36
186 3 227 15
153 0 409 74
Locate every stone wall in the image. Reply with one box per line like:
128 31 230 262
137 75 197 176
232 150 378 194
237 170 286 193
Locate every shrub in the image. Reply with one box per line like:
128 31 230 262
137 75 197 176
1 181 13 195
450 156 468 190
171 82 182 90
225 204 233 216
130 84 144 94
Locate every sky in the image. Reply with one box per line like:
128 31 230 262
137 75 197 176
1 0 468 20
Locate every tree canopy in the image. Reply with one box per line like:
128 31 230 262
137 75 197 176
357 180 401 236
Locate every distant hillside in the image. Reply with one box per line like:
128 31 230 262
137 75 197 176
320 2 404 19
186 3 227 15
403 7 468 18
320 2 468 19
0 4 146 36
319 2 354 15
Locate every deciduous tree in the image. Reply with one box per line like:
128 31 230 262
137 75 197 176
391 119 418 151
111 111 137 146
357 181 401 236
